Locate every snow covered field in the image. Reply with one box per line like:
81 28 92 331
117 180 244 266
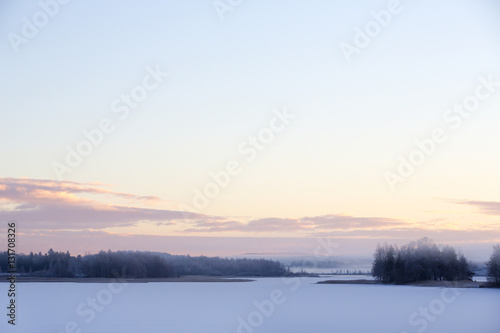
1 277 499 333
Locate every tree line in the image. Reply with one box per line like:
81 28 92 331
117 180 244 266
289 259 342 269
371 238 474 284
0 249 290 278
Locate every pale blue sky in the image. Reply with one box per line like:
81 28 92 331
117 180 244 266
1 0 500 257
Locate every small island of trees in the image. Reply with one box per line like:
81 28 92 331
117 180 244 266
371 238 474 284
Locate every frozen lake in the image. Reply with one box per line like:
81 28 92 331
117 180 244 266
1 277 499 333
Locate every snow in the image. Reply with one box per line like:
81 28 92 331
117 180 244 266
1 278 499 333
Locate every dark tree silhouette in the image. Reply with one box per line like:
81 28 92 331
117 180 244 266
486 245 500 286
371 238 474 284
0 250 290 278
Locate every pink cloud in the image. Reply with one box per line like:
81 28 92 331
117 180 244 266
0 178 204 230
301 215 405 230
183 215 408 233
0 177 160 205
457 200 500 216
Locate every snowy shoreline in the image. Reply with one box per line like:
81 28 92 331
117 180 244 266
1 276 493 288
0 276 255 283
318 279 492 288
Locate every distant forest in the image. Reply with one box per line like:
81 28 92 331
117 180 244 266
0 250 290 278
371 238 474 284
290 259 343 269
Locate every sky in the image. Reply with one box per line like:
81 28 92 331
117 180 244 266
1 0 500 261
